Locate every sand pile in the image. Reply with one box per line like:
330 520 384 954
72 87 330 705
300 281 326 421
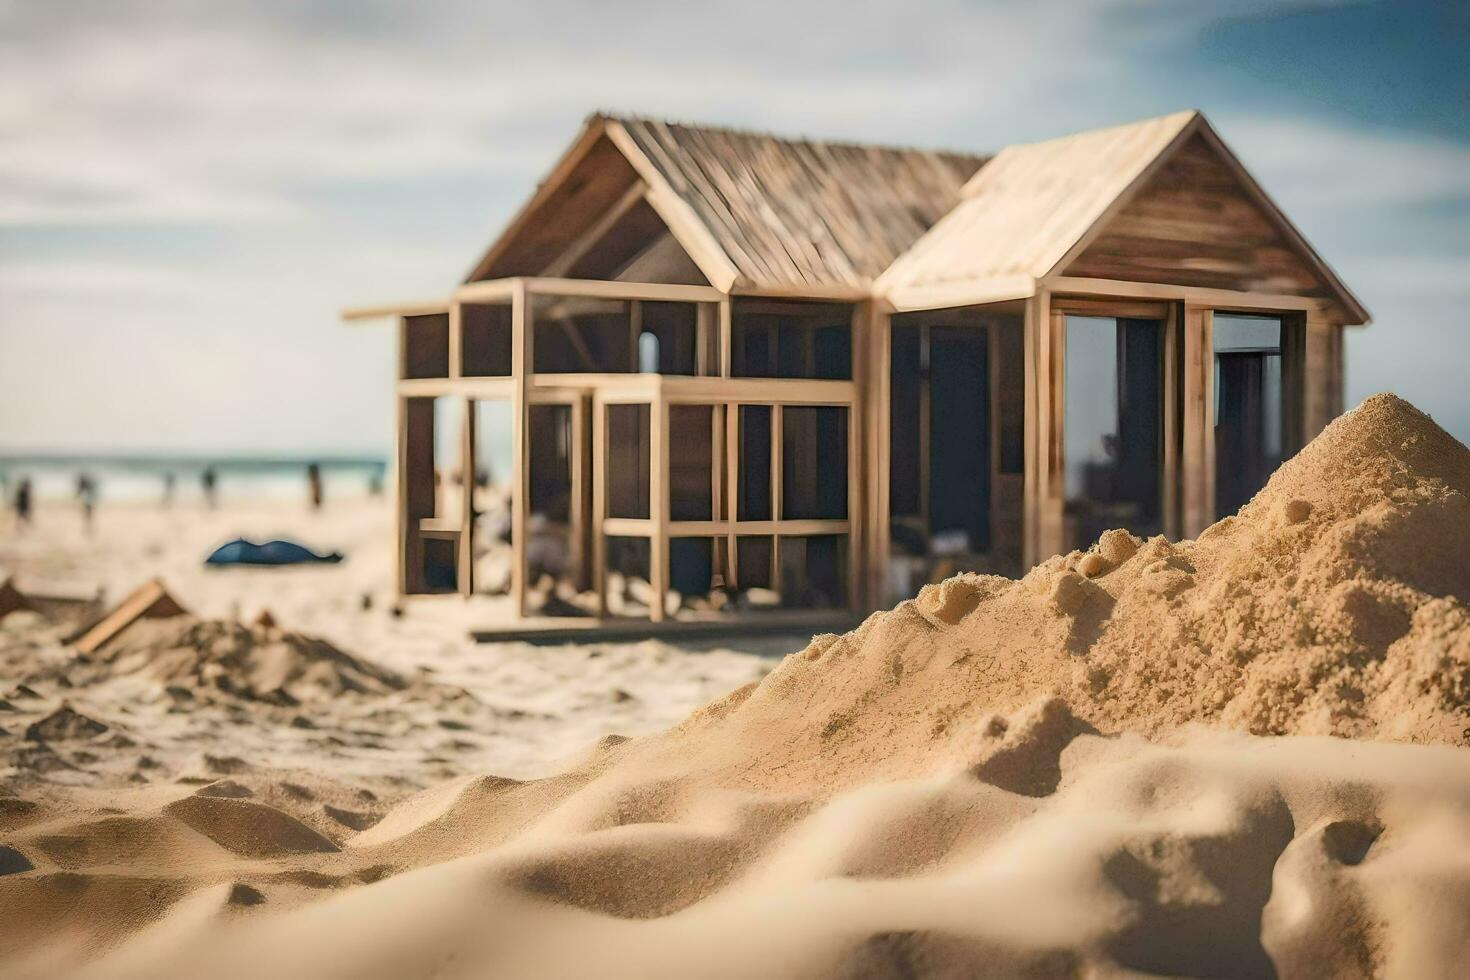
69 617 408 705
4 393 1470 979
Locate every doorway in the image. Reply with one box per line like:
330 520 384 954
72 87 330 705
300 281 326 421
1062 315 1165 551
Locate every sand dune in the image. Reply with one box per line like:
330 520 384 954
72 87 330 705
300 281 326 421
3 393 1470 978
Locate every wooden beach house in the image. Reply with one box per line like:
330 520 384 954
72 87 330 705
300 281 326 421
344 110 1368 628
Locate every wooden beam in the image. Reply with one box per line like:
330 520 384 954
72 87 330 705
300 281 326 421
1304 307 1335 439
1180 303 1212 537
569 394 588 591
718 298 732 380
1022 289 1060 565
448 301 463 379
520 277 723 305
883 276 1036 314
724 399 739 587
542 181 648 278
1047 276 1326 313
770 404 783 596
660 377 856 405
510 280 532 617
1022 294 1039 569
865 303 891 610
603 517 653 537
393 393 408 599
1050 296 1172 319
591 396 608 617
453 278 520 305
342 299 451 322
846 375 862 614
602 120 742 292
457 396 475 595
711 403 724 582
1202 309 1216 527
731 282 871 301
649 394 670 622
396 377 515 399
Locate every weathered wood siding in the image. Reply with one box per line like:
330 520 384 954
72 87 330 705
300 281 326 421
1065 134 1327 297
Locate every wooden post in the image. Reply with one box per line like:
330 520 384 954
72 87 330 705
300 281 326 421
866 304 891 611
448 300 463 379
1023 289 1062 564
770 403 783 596
846 391 861 614
591 396 608 618
457 395 475 595
510 281 532 617
846 303 864 614
1304 308 1334 439
711 402 724 584
649 393 670 622
718 297 732 379
724 400 739 588
1329 321 1345 419
569 394 588 591
394 318 408 598
1022 295 1039 569
394 395 408 598
1180 303 1213 537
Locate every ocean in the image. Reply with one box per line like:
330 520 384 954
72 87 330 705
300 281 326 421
0 454 387 506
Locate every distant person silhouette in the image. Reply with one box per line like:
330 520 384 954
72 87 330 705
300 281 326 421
13 476 33 529
307 462 323 510
76 472 98 533
162 471 176 508
202 466 218 509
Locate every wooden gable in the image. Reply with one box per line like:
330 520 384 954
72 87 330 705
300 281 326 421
466 127 707 287
469 131 642 281
1064 132 1332 301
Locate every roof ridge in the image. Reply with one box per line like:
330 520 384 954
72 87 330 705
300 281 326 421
589 111 991 165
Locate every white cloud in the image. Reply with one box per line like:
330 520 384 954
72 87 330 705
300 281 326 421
1 0 1466 453
1218 115 1470 209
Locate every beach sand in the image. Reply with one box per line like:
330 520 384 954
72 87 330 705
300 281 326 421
2 393 1469 978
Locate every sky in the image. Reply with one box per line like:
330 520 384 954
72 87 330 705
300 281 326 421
1 0 1467 457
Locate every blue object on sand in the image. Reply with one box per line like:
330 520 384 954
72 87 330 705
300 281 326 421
205 538 343 566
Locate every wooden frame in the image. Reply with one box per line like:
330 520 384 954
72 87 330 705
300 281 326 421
587 385 858 622
363 109 1364 624
383 273 1343 618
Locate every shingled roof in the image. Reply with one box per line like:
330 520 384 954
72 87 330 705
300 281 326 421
610 117 987 291
458 111 1365 323
465 114 987 292
878 112 1200 306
